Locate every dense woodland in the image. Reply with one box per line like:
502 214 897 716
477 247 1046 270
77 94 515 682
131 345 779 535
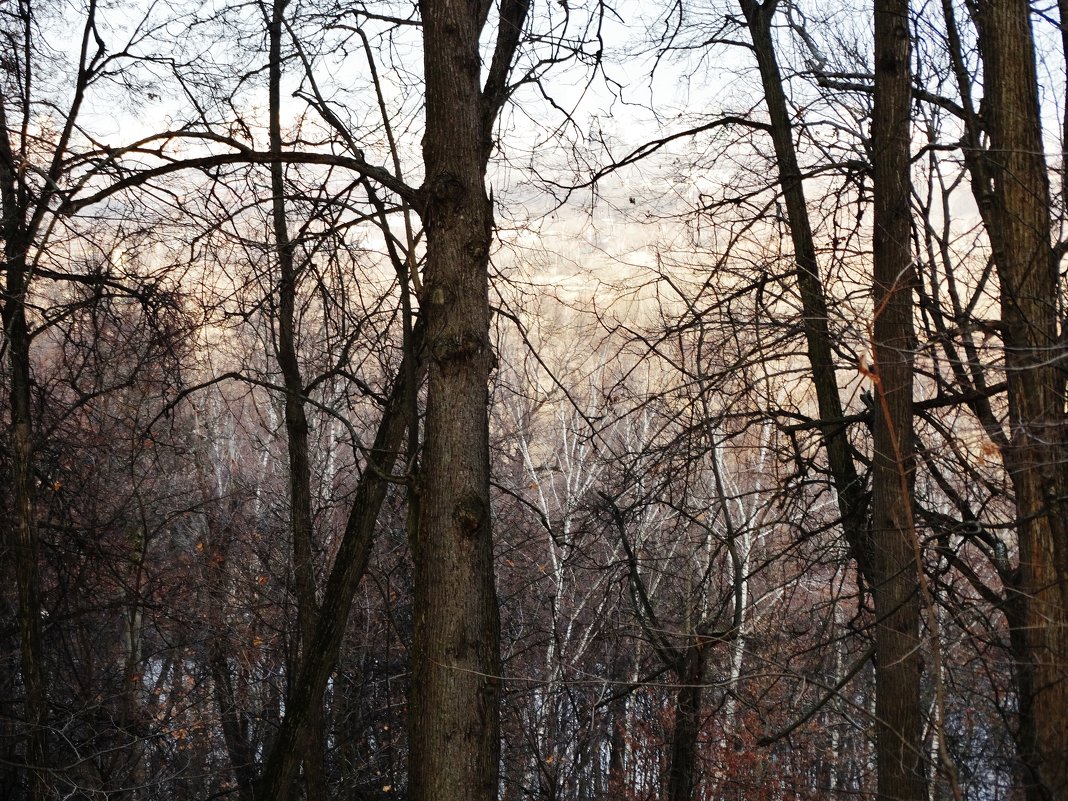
2 0 1067 799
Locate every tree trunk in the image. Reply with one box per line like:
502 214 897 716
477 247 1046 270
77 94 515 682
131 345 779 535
211 648 258 801
408 2 501 799
969 3 1068 797
739 0 869 562
870 3 925 801
254 328 424 801
266 1 327 794
0 98 48 801
3 274 47 801
406 0 530 798
743 2 925 794
665 641 705 801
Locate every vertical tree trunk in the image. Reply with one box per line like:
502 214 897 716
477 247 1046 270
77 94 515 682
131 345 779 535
0 99 48 801
665 641 704 801
409 2 501 798
744 1 926 793
870 2 925 801
969 3 1068 797
265 1 327 794
3 270 47 801
1059 0 1068 217
406 0 530 796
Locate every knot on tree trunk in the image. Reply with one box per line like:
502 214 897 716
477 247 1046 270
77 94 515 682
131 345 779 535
454 493 486 535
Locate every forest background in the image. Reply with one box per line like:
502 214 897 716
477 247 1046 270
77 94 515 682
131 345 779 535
2 0 1067 800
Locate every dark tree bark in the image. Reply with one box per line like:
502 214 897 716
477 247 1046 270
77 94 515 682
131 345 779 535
408 1 529 799
965 3 1068 797
1059 0 1068 216
0 5 116 792
0 110 43 797
738 0 869 562
0 2 138 790
869 2 925 800
265 0 327 794
409 10 500 801
665 639 706 801
0 191 47 801
253 327 425 801
742 5 924 793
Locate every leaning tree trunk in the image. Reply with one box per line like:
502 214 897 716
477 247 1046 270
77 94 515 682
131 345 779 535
870 2 925 800
253 329 425 801
738 0 869 562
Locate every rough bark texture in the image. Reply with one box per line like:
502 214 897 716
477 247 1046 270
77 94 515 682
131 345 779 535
408 1 501 798
970 3 1068 798
2 260 47 801
870 2 925 800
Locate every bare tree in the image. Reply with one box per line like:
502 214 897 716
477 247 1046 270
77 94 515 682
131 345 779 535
961 3 1068 797
868 2 925 799
408 0 532 797
0 2 167 795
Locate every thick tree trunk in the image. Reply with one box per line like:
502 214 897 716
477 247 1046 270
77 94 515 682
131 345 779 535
408 3 501 799
970 3 1068 798
665 641 705 801
743 2 924 796
870 3 925 801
